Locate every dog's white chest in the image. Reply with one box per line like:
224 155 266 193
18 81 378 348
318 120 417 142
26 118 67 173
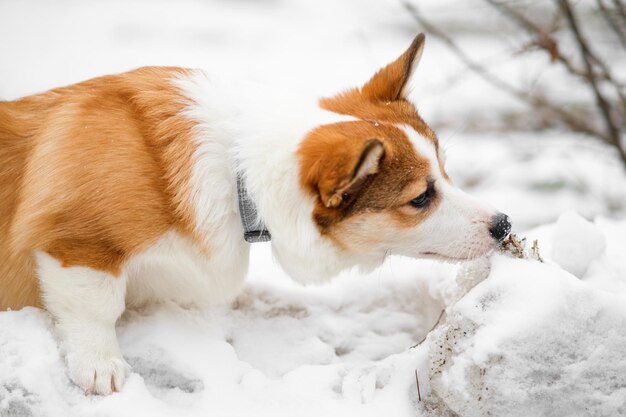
124 231 249 308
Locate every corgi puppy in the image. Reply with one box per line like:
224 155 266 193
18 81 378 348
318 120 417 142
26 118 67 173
0 34 511 394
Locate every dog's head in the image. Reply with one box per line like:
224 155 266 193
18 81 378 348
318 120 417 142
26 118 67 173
293 34 510 273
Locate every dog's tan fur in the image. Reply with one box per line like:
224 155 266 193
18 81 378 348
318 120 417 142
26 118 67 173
0 67 204 310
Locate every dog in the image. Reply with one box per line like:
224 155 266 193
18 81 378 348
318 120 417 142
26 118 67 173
0 34 511 395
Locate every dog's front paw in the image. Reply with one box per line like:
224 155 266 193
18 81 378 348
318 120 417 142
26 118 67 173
68 352 130 395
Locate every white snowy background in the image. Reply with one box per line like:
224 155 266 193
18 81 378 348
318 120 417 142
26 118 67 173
1 0 626 416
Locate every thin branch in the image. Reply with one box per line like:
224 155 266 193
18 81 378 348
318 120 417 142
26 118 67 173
561 3 626 99
559 0 626 163
614 0 626 26
486 0 589 76
401 1 615 145
488 0 626 109
598 0 626 48
415 370 422 402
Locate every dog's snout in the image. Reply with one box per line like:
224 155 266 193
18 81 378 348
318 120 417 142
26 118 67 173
489 212 512 242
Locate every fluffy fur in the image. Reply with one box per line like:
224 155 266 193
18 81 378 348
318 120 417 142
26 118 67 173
0 34 504 394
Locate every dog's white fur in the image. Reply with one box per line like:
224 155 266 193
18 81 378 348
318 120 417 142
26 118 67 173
37 251 130 395
397 126 496 260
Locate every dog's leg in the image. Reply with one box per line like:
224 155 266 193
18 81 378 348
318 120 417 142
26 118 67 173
36 251 130 395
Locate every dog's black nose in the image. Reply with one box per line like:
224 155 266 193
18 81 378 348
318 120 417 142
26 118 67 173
489 212 512 242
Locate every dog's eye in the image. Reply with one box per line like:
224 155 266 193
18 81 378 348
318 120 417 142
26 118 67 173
409 182 436 208
410 192 429 208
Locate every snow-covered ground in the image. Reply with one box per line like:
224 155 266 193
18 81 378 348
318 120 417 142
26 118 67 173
2 1 626 416
3 214 626 417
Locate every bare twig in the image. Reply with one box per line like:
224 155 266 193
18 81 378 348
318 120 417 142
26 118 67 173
500 234 527 259
486 1 585 74
613 0 626 26
401 1 618 146
559 0 626 163
415 370 422 402
488 1 626 111
598 0 626 48
531 239 545 263
401 0 626 167
487 0 621 84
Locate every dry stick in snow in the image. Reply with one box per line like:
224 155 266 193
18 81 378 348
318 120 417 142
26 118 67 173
401 1 626 167
415 370 422 402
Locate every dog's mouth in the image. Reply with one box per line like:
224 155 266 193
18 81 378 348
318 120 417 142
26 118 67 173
419 251 463 261
419 248 494 262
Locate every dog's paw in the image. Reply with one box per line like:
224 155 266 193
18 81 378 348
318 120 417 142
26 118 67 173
68 352 130 395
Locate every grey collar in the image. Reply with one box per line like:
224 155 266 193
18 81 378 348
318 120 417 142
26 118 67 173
236 173 271 243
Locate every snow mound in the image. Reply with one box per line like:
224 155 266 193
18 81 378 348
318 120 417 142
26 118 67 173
2 215 626 417
551 211 606 278
428 256 626 417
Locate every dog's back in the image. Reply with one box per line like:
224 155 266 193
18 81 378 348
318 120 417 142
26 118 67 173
0 97 40 308
0 67 200 310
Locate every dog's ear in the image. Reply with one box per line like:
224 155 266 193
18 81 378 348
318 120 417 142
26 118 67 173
303 138 385 209
361 33 425 102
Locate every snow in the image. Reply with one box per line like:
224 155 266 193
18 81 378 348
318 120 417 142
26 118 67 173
4 217 626 417
550 211 606 278
429 256 626 417
0 252 442 417
2 0 626 416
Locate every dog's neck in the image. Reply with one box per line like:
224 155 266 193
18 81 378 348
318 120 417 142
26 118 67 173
175 70 382 283
236 173 271 243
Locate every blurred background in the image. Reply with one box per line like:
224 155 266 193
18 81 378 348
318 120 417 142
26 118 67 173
1 0 625 230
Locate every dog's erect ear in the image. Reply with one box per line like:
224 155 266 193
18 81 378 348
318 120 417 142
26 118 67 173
320 139 385 208
361 33 425 102
303 138 385 209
